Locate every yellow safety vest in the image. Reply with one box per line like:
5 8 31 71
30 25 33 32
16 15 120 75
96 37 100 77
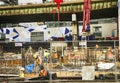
19 72 24 78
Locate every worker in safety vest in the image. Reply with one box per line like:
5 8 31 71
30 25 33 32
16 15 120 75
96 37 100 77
52 51 59 63
39 65 49 80
33 52 42 73
29 65 50 80
44 50 50 63
19 67 25 78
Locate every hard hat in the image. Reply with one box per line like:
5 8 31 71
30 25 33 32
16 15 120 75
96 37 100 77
33 54 37 58
20 67 25 71
44 52 50 57
33 52 39 58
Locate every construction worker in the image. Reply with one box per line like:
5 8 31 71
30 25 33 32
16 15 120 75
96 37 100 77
19 67 25 78
29 65 50 80
39 65 49 80
44 50 50 63
33 52 42 73
52 51 59 63
36 56 41 65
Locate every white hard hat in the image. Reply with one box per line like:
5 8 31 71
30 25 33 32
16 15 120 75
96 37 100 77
20 67 25 71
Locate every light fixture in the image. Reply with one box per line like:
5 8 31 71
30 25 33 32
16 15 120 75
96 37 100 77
0 1 5 5
72 13 76 21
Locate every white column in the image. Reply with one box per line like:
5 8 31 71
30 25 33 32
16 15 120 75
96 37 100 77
71 14 77 35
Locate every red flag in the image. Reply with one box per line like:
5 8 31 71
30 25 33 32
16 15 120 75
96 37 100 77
54 0 63 21
82 0 91 32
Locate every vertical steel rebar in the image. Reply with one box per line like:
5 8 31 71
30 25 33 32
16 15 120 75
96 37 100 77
114 41 118 81
118 0 120 81
49 41 52 83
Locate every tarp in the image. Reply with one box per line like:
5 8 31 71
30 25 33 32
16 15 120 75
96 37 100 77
25 64 35 73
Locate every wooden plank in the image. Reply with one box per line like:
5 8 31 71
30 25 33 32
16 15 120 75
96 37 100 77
0 74 19 77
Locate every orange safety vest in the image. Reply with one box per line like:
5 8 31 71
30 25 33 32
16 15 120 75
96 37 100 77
53 53 58 59
39 69 47 77
36 57 40 65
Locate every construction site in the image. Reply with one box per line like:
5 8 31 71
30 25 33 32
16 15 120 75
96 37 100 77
0 0 119 83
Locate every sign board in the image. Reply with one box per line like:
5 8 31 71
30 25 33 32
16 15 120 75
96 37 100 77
82 66 95 80
15 42 23 47
79 41 87 46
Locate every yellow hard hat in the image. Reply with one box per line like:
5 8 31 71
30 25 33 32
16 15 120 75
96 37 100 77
44 52 50 57
33 53 38 58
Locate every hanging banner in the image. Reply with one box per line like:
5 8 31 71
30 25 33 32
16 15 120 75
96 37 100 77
82 0 91 32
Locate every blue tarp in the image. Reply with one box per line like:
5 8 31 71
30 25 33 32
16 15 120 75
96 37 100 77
25 64 35 73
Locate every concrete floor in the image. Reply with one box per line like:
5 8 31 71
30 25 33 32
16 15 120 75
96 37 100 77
51 81 120 83
4 80 120 83
1 77 120 83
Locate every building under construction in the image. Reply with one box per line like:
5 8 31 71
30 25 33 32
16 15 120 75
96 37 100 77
0 0 119 83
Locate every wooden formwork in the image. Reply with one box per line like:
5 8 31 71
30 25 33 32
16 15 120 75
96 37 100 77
0 59 22 74
0 59 22 67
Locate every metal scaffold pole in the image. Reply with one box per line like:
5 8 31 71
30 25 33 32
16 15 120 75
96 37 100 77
114 41 118 81
50 41 52 83
118 0 120 47
118 0 120 81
